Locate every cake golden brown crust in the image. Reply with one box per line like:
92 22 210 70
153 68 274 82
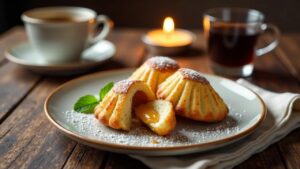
112 79 137 94
129 56 179 93
135 100 176 136
146 56 179 72
94 80 156 131
157 68 229 122
178 68 209 84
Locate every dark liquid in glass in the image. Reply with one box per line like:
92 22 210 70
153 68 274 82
208 25 260 67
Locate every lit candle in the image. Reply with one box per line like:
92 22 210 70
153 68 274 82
144 17 193 47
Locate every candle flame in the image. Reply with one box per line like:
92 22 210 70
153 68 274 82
163 17 174 33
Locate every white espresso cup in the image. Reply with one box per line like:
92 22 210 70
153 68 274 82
22 7 112 63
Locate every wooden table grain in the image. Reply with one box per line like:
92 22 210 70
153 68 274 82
0 27 299 169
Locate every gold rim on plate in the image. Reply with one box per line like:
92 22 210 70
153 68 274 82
44 69 266 153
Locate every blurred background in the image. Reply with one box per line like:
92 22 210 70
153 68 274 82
0 0 299 33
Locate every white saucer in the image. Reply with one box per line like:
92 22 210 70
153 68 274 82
5 40 116 75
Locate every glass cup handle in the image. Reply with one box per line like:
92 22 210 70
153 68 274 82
91 15 113 44
256 23 280 56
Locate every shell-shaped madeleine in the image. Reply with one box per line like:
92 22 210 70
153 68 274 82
157 68 229 122
94 80 155 131
129 56 179 93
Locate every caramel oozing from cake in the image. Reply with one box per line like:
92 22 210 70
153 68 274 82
139 109 160 124
146 56 179 72
178 68 209 84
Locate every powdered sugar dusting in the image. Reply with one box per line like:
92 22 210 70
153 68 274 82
113 79 137 94
61 104 241 147
179 68 209 84
146 56 179 72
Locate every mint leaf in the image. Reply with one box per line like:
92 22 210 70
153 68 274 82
73 82 114 114
99 82 114 101
74 95 99 114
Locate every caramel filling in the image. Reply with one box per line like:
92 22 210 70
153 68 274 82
139 109 160 124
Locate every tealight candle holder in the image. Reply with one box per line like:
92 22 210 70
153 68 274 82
142 17 196 55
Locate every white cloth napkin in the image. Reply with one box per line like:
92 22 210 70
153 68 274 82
132 79 300 169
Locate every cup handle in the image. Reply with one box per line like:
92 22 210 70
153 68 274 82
91 15 113 44
256 23 280 56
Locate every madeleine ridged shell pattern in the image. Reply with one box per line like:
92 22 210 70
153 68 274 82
129 56 179 93
94 80 155 131
157 68 229 122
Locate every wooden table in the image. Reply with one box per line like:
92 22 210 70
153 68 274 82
0 27 299 169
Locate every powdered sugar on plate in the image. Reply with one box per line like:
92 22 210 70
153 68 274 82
61 103 241 147
46 69 265 155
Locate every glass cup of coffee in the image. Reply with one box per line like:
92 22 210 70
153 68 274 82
203 8 280 77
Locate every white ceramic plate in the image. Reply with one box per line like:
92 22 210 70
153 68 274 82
5 40 115 75
44 69 266 156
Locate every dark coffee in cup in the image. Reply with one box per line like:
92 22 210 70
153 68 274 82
208 25 261 67
38 16 80 22
203 8 280 77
